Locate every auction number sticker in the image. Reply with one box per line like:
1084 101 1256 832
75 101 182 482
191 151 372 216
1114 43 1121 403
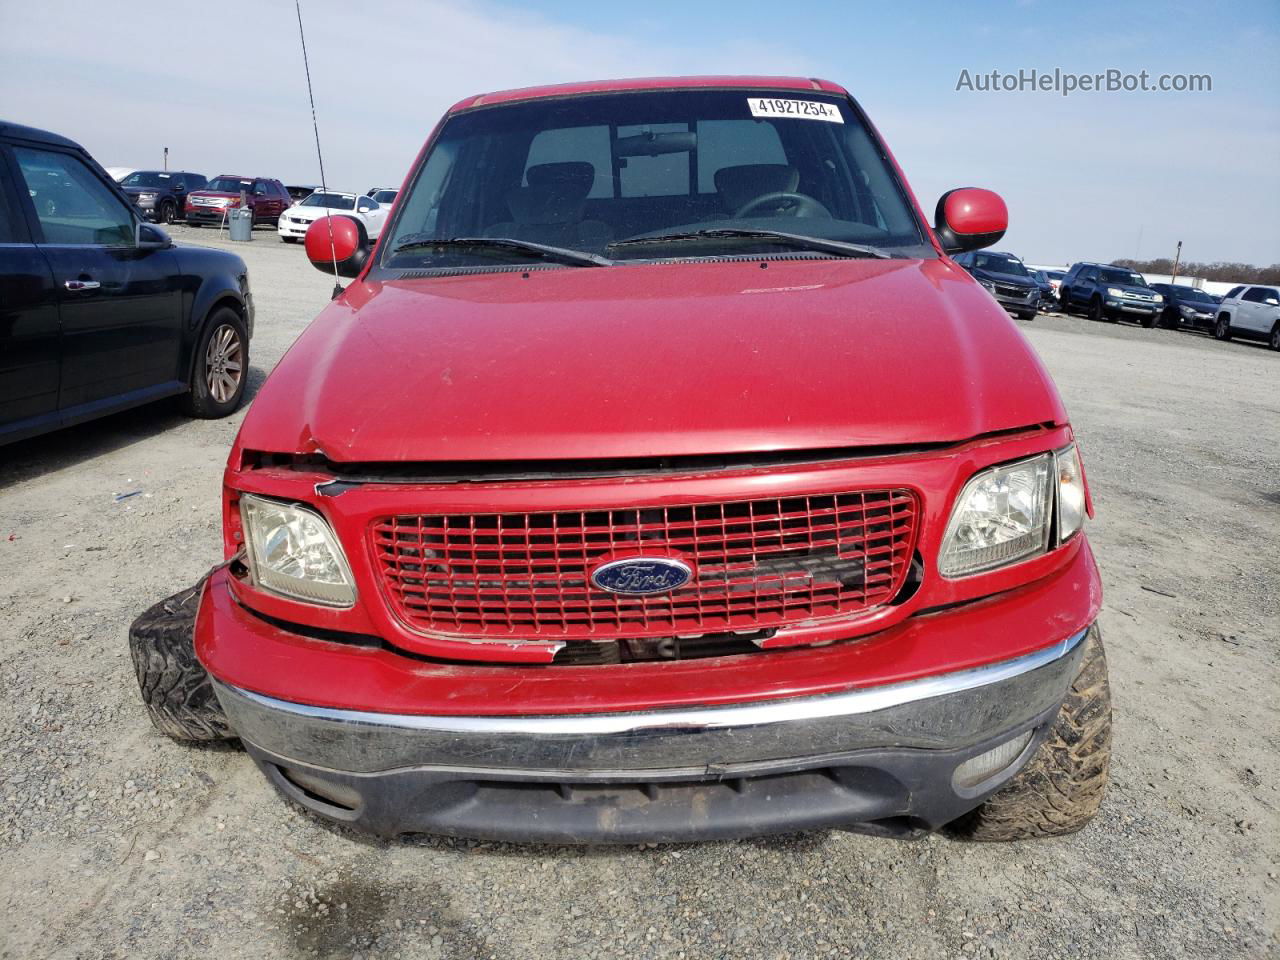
748 98 843 123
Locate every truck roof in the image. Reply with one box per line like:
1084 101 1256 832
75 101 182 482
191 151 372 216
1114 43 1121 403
453 75 848 111
0 120 83 150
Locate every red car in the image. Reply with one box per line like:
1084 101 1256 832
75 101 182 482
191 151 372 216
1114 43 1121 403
184 175 290 227
132 76 1109 845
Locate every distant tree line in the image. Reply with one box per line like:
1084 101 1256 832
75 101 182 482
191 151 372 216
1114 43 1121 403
1111 258 1280 284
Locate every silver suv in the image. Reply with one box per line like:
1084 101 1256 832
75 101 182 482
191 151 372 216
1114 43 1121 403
1214 285 1280 349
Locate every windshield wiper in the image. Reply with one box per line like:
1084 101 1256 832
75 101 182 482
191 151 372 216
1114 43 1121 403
389 235 612 267
607 228 894 260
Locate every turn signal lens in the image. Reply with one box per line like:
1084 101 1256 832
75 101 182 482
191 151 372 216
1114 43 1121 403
1055 445 1086 543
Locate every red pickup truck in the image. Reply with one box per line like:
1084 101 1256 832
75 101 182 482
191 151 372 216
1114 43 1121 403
131 76 1109 845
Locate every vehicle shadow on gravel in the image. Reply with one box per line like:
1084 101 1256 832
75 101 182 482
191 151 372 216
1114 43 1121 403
0 365 269 487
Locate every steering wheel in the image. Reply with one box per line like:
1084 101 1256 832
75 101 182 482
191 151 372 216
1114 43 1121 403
734 191 831 219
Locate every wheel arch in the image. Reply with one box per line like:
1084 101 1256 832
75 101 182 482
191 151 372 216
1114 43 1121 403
184 289 249 387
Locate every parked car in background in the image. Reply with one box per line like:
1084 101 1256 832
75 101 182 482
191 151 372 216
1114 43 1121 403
1213 285 1280 348
952 250 1040 319
119 170 207 224
366 186 397 198
1032 270 1055 311
130 76 1110 849
105 166 136 182
1042 269 1065 303
285 184 320 204
185 175 290 227
1058 262 1163 325
277 190 388 243
1148 283 1218 331
0 121 254 445
369 187 398 207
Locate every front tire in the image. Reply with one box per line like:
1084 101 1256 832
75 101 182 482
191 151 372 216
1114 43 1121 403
1214 314 1233 341
180 307 248 418
1088 297 1103 322
128 581 233 742
947 626 1111 841
1270 323 1280 351
158 199 176 225
280 235 298 244
1140 310 1159 329
1017 309 1036 321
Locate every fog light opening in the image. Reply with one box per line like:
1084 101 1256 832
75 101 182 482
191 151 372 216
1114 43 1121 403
951 730 1034 791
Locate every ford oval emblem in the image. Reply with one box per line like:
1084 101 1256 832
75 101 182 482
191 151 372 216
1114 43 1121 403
590 557 692 596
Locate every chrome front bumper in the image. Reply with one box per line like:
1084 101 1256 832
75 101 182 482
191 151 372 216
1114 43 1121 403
215 627 1086 776
212 628 1090 841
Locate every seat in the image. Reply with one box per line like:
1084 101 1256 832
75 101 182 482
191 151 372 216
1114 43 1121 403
485 161 611 249
714 164 801 214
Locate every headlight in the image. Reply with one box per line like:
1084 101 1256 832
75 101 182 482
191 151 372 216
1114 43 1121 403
1107 287 1124 297
1179 304 1194 316
1054 444 1086 542
939 455 1053 577
138 192 157 201
239 494 356 606
977 278 995 291
1152 294 1163 303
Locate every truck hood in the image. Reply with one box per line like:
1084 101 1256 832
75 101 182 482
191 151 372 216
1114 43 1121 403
236 257 1067 463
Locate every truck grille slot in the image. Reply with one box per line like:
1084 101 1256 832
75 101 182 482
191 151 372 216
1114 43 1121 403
371 489 918 639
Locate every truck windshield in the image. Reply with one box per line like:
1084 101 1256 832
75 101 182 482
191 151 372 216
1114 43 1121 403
121 171 174 188
1098 268 1146 286
206 177 252 193
971 253 1030 277
383 89 929 269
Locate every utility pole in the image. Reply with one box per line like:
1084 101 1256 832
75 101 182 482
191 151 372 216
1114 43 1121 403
163 146 168 171
1170 240 1182 283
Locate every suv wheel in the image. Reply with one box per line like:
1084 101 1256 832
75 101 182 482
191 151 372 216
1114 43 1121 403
1088 297 1104 322
1140 310 1159 329
1270 322 1280 351
946 625 1111 841
1214 314 1233 341
158 199 176 225
181 306 248 418
129 580 234 742
1057 291 1071 314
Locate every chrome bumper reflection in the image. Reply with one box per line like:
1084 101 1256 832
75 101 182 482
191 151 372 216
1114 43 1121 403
213 628 1089 776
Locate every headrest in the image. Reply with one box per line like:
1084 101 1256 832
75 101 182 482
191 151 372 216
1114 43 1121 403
526 162 596 192
506 162 595 224
506 185 587 225
714 164 800 211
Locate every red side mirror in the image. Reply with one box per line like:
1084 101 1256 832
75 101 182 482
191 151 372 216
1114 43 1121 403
934 188 1007 254
305 215 370 278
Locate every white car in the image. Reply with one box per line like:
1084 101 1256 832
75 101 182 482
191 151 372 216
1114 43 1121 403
368 187 398 207
277 191 388 244
1214 284 1280 349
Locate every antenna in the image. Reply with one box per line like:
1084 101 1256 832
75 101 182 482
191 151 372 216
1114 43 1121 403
295 0 343 299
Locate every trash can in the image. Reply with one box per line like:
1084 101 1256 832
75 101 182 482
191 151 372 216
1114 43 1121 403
228 207 254 242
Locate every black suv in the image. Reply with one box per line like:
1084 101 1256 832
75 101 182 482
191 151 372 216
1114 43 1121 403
1059 262 1163 325
119 170 207 224
952 250 1041 320
0 121 254 445
1148 283 1219 330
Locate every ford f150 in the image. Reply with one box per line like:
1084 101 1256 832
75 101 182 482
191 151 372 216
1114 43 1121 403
130 76 1110 845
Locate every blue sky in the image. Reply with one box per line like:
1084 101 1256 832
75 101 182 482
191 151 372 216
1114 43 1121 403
1 0 1276 265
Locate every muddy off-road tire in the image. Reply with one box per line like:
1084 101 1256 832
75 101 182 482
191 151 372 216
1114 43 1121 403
947 626 1111 841
128 581 233 742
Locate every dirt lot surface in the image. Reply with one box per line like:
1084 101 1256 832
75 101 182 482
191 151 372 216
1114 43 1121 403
2 224 1277 960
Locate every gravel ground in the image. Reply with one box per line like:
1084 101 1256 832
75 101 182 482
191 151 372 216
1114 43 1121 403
1 224 1276 960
